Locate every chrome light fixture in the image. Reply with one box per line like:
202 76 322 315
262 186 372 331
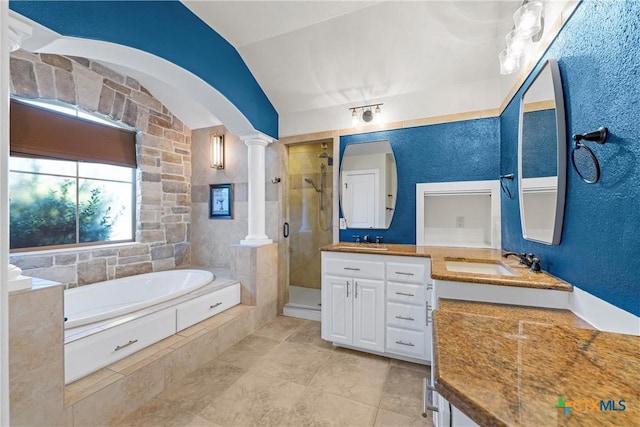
210 134 225 169
499 1 544 75
349 103 383 126
513 1 543 37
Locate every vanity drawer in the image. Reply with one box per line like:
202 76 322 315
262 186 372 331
387 282 425 305
387 301 426 331
324 258 385 280
386 327 426 359
176 283 241 332
387 262 426 284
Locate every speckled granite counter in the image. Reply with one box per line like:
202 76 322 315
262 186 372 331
321 243 572 291
433 300 639 426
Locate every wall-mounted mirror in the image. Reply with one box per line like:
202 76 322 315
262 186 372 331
518 58 566 245
340 140 397 229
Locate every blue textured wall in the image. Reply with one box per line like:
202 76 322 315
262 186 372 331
9 1 279 138
501 0 640 316
339 118 500 243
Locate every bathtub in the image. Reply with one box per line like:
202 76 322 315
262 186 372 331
64 269 241 384
65 269 214 328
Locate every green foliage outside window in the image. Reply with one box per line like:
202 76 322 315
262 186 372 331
9 173 123 250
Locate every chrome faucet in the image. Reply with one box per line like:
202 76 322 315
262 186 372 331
363 235 372 244
503 252 541 272
352 234 361 244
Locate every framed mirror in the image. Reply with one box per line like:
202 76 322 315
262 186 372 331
340 140 397 229
518 58 566 245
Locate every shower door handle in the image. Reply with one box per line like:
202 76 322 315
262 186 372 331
283 222 289 238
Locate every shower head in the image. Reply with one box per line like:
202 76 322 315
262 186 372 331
304 178 321 193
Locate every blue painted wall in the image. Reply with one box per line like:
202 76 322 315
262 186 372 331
501 0 640 316
10 1 279 138
339 118 500 243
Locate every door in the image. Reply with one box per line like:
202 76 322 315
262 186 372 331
352 278 385 352
342 169 379 228
322 275 352 345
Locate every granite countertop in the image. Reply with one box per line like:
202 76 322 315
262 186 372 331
433 300 639 426
321 243 572 291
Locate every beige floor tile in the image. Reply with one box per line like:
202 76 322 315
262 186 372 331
252 315 306 341
198 372 304 427
279 387 378 427
379 366 427 418
251 341 332 386
182 415 223 427
118 397 201 427
157 359 247 415
309 348 390 406
389 358 431 375
215 334 280 370
285 320 335 350
374 408 432 427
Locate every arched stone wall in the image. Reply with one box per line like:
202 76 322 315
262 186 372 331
9 50 192 287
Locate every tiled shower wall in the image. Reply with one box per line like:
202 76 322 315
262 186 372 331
288 143 333 289
8 51 192 286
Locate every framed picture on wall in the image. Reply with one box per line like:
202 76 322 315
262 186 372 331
209 184 233 219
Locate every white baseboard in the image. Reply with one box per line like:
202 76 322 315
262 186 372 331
570 287 639 336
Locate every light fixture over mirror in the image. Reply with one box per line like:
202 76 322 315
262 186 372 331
340 140 397 229
518 58 566 245
499 1 544 75
210 134 225 169
349 103 383 126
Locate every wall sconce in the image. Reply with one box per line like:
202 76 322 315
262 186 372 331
210 134 225 169
349 103 383 126
499 1 544 75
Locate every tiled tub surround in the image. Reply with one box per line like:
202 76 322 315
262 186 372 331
433 300 639 427
9 50 193 285
9 244 279 426
64 274 241 383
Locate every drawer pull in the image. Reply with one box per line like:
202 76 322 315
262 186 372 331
427 283 434 291
343 267 360 271
395 271 414 276
209 302 223 309
395 291 415 297
426 302 432 326
346 281 350 298
395 315 415 321
114 339 138 352
395 340 415 347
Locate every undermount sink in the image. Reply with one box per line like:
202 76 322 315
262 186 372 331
340 245 389 251
445 260 516 276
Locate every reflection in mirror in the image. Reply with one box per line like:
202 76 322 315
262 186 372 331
518 58 566 245
340 140 397 229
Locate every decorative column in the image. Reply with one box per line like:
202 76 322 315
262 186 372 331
240 133 273 246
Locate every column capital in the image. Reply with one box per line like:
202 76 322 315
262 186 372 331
240 133 273 147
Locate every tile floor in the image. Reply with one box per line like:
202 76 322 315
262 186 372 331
119 316 433 427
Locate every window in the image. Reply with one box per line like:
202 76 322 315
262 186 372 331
9 97 137 251
9 157 135 250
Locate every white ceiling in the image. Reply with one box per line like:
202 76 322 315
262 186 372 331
183 0 535 137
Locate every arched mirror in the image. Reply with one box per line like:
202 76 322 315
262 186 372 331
518 58 566 245
340 140 397 229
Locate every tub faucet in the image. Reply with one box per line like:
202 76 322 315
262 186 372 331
503 252 541 272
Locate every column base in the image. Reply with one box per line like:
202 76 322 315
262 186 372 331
240 237 274 247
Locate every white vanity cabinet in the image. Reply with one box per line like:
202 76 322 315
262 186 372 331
322 253 385 352
321 251 432 363
385 260 432 361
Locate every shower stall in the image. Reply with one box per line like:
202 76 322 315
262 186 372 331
284 142 333 320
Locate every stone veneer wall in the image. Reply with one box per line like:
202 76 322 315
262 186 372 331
8 51 192 286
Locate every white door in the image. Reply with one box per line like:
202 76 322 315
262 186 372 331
352 278 385 352
342 169 379 228
322 275 353 345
